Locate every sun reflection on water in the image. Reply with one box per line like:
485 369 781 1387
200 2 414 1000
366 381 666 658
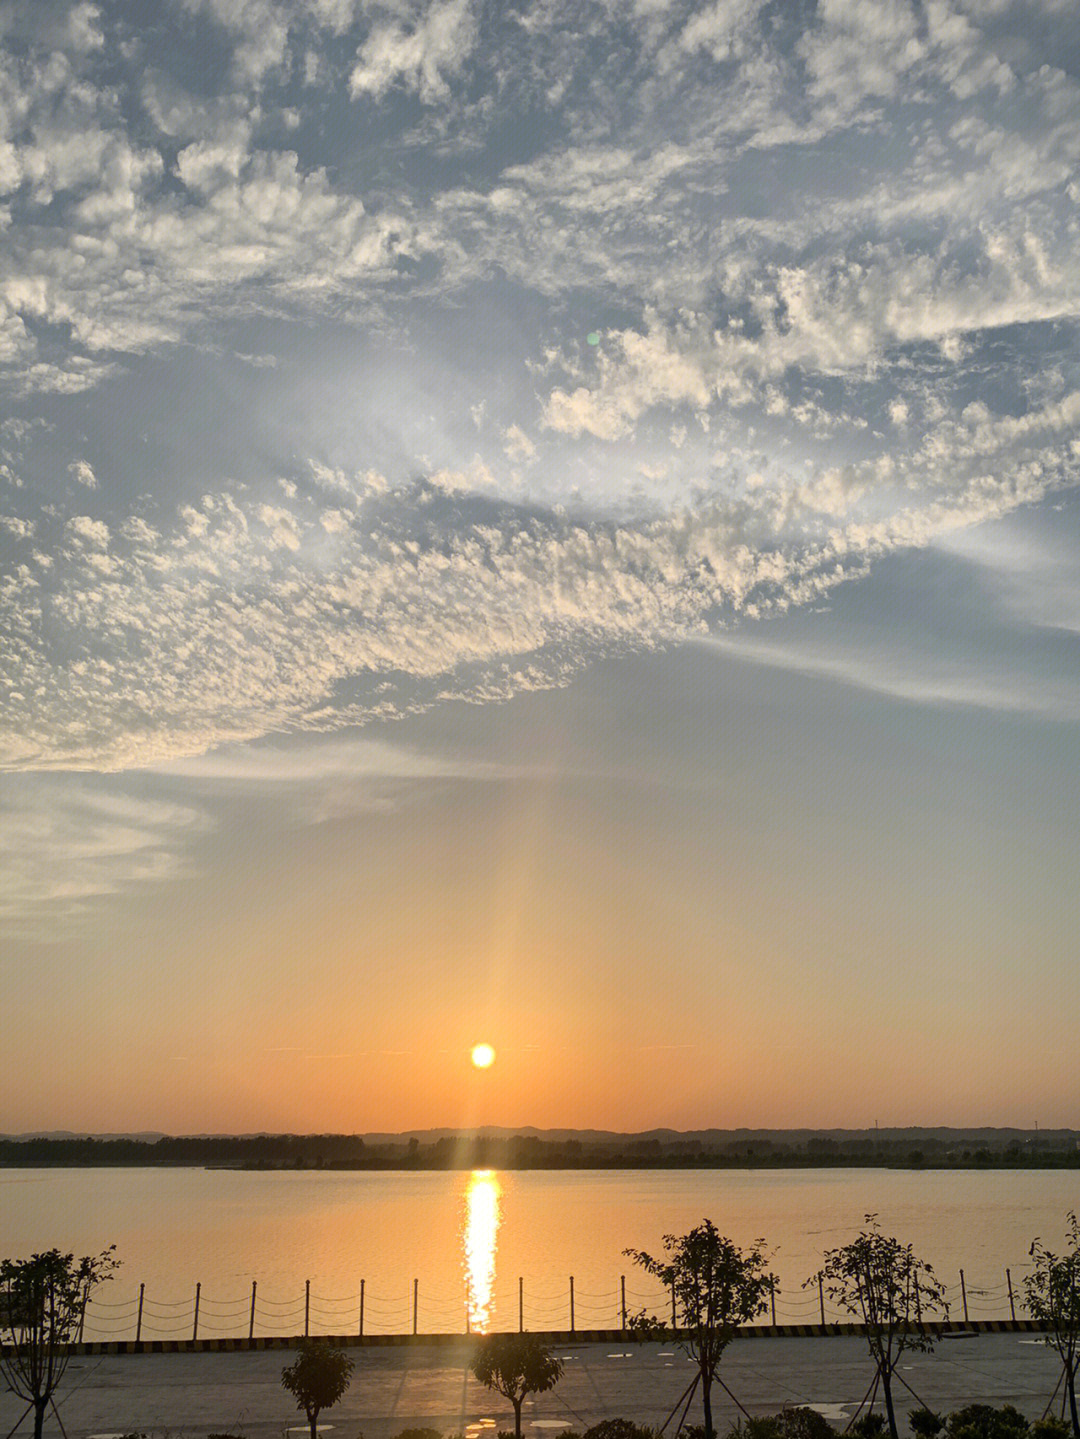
463 1169 501 1333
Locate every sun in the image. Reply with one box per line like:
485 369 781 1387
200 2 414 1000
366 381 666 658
471 1043 496 1069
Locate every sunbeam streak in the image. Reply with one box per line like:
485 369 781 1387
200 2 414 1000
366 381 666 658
463 1169 501 1333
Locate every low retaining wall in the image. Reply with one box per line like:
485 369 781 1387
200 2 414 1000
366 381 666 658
2 1318 1048 1358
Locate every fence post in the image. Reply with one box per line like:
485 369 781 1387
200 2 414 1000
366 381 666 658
818 1276 825 1328
959 1269 969 1325
249 1281 257 1340
569 1276 574 1333
621 1275 627 1331
359 1279 365 1337
193 1283 201 1342
413 1278 418 1336
770 1275 777 1329
465 1300 470 1336
305 1279 310 1338
1006 1268 1016 1322
518 1277 523 1333
136 1283 144 1343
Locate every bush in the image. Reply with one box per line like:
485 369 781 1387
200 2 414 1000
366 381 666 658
908 1412 943 1438
1029 1421 1070 1439
724 1412 836 1439
944 1408 1029 1439
850 1417 888 1439
714 1418 837 1439
391 1430 443 1439
779 1411 837 1439
584 1422 660 1439
724 1419 782 1439
1029 1415 1075 1439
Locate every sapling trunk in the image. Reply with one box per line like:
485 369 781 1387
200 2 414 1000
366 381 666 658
881 1368 899 1439
701 1372 714 1439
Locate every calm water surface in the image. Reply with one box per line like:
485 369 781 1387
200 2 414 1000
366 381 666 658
2 1167 1076 1338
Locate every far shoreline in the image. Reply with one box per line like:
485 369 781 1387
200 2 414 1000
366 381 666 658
4 1125 1077 1172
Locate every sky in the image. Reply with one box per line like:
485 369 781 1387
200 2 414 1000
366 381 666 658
1 0 1079 1136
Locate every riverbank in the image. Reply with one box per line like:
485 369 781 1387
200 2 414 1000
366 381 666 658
16 1317 1047 1358
0 1334 1065 1439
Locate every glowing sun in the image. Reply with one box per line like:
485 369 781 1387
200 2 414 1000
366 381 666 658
471 1043 496 1069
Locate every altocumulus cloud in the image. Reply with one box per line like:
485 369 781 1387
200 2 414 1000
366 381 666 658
1 0 1079 776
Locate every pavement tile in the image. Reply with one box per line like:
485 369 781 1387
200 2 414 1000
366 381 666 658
0 1337 1068 1439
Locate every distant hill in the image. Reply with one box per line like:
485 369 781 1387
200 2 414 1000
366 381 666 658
0 1131 168 1142
1 1125 1077 1171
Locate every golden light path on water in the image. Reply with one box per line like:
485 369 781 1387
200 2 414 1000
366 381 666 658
463 1169 502 1332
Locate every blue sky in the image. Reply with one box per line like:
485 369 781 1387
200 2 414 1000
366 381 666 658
1 0 1079 1132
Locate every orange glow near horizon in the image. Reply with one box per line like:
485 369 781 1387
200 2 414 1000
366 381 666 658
463 1169 501 1332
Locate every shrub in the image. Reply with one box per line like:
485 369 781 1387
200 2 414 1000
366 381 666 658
1030 1421 1071 1439
584 1421 660 1439
909 1411 943 1439
780 1410 837 1439
724 1412 837 1439
944 1407 1029 1439
850 1416 888 1439
391 1430 443 1439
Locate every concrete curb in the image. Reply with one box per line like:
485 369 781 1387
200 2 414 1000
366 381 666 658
1 1318 1047 1357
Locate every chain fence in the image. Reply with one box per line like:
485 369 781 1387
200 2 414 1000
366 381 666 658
74 1265 1038 1343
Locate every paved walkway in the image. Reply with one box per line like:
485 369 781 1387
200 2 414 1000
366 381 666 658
0 1335 1066 1439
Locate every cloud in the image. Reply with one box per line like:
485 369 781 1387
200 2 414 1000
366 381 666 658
151 734 506 785
0 777 210 924
348 0 478 101
701 495 1080 720
2 370 1077 775
0 0 1079 787
705 630 1080 720
68 459 97 488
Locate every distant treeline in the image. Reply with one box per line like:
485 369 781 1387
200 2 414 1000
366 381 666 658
2 1131 1080 1170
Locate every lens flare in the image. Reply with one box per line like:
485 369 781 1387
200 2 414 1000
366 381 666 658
463 1169 501 1333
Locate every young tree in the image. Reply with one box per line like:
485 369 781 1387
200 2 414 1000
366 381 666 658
806 1215 948 1439
625 1219 775 1439
0 1246 119 1439
470 1333 564 1439
281 1340 354 1439
1024 1211 1080 1436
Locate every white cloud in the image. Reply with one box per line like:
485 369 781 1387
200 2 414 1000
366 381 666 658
349 0 478 102
68 459 97 488
0 778 209 923
1 0 1079 791
2 376 1077 776
151 734 505 785
542 318 713 439
702 629 1080 719
502 424 536 463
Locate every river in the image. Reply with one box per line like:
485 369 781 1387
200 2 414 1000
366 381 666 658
2 1166 1076 1339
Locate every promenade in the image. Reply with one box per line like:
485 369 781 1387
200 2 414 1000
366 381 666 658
0 1334 1065 1439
